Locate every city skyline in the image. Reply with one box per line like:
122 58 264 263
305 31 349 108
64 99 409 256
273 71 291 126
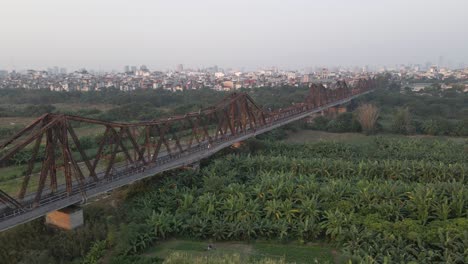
2 60 466 74
1 0 468 71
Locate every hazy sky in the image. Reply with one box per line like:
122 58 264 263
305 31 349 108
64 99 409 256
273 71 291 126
1 0 468 71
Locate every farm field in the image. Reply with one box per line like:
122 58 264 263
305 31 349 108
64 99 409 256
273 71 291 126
284 129 467 144
0 130 467 263
85 133 464 263
143 239 338 263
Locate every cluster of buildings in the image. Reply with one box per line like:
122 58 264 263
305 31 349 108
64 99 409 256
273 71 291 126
379 65 468 92
0 65 374 92
383 64 468 81
0 64 467 93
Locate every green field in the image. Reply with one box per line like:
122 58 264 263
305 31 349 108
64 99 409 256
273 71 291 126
143 239 339 263
284 129 467 144
1 130 467 264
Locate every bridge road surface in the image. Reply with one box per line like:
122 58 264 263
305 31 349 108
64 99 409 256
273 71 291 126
0 91 371 231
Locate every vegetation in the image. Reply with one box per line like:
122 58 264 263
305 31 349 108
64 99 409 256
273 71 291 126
355 104 379 134
0 132 466 263
0 205 114 263
0 86 310 123
390 107 415 134
99 135 468 263
307 80 467 136
161 252 286 264
0 76 466 263
142 239 335 263
0 74 465 138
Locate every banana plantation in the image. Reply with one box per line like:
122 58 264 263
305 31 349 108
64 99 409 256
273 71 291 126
115 136 468 263
0 135 466 263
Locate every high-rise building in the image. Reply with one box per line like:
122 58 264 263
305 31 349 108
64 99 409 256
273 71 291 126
124 65 130 73
176 64 183 72
60 68 67 75
438 56 444 68
131 66 137 72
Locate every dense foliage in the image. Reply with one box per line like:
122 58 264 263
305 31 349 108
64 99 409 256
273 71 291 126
0 86 309 122
0 134 466 263
0 75 465 136
0 75 466 263
111 136 467 263
307 85 467 136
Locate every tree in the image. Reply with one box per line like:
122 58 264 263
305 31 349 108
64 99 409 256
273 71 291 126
356 104 379 135
391 107 414 135
309 115 330 130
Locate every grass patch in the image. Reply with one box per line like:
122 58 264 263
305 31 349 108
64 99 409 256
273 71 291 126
284 129 467 144
144 239 340 264
0 117 36 127
253 242 335 263
283 130 366 144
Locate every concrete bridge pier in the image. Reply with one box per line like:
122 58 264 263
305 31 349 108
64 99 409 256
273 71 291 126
231 142 244 149
45 205 83 230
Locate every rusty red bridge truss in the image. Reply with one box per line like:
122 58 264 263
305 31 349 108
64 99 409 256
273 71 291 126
0 78 375 231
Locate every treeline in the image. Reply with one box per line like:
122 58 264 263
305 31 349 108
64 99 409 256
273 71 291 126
0 86 310 109
306 86 467 136
0 85 312 123
0 88 226 122
1 74 465 136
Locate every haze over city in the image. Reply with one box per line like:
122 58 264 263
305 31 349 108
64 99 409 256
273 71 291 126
0 0 467 263
1 0 468 71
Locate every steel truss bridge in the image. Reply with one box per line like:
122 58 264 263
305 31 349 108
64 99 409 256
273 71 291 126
0 78 375 231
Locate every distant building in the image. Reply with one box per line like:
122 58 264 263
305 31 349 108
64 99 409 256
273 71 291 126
124 65 130 73
320 68 329 79
429 66 438 73
176 64 183 72
47 66 60 75
0 70 7 78
222 81 234 90
302 74 312 83
409 83 431 92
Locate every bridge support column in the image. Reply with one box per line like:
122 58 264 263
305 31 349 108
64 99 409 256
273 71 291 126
231 142 244 149
45 205 83 230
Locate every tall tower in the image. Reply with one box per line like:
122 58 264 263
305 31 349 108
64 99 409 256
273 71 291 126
176 64 184 72
438 56 444 68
